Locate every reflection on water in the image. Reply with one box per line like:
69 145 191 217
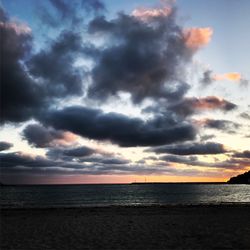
1 184 250 208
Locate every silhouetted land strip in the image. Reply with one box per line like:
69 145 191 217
1 205 250 250
227 170 250 184
131 182 225 185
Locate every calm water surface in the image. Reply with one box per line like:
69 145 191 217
1 184 249 208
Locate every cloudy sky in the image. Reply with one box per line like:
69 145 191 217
1 0 249 184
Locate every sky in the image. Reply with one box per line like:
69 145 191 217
0 0 249 184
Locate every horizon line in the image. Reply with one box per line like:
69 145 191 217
0 181 228 186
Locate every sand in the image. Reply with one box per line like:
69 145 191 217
1 205 250 250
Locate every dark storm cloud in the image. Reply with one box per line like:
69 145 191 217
200 70 213 85
1 149 247 182
201 119 240 131
46 145 130 165
159 154 198 165
0 151 199 179
0 7 44 123
87 11 192 103
148 142 227 155
28 31 86 98
227 158 250 166
1 4 105 123
233 150 250 159
0 142 13 151
1 15 88 124
46 146 96 161
40 106 196 147
0 151 134 178
62 146 95 157
171 96 237 116
46 148 69 160
2 4 223 148
159 154 249 170
78 156 130 165
2 8 98 124
0 152 55 168
0 151 127 170
22 123 75 148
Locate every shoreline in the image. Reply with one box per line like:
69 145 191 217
1 202 250 210
1 204 250 250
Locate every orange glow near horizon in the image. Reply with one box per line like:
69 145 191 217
4 174 234 185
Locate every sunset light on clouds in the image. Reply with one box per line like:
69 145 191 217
132 6 172 20
213 72 242 81
0 0 249 184
183 27 213 50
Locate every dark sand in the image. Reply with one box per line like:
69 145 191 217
1 205 250 250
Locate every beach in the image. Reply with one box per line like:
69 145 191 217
1 205 250 250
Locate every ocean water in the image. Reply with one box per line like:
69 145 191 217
1 184 250 208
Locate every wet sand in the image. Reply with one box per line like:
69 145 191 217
1 205 250 250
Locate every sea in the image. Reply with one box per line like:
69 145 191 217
1 183 250 208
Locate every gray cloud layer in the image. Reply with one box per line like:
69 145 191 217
1 10 44 123
0 141 13 152
87 12 192 103
22 124 71 148
147 142 227 155
1 2 246 183
40 106 196 147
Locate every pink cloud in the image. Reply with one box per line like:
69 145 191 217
132 6 172 20
183 27 213 50
0 21 31 35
